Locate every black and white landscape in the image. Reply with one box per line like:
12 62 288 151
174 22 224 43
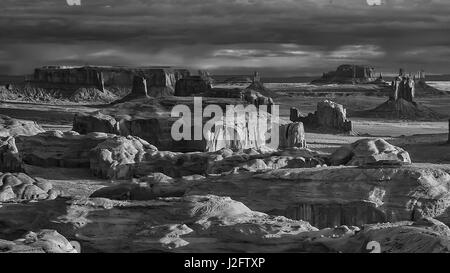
1 0 450 253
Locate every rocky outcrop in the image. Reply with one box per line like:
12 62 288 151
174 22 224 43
59 195 318 252
73 112 120 135
15 131 114 168
0 172 59 202
0 137 23 172
329 138 412 166
311 64 378 84
89 135 157 179
91 173 192 200
0 115 44 138
0 230 78 253
291 100 353 133
3 192 449 252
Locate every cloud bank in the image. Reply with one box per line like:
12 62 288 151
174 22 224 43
0 0 449 76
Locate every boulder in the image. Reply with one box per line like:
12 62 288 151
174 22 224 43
279 122 306 149
330 138 412 166
89 135 157 179
0 136 23 172
73 112 120 135
0 115 44 138
0 172 58 202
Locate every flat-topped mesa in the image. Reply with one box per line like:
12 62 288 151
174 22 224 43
32 65 190 96
291 100 353 133
311 64 379 84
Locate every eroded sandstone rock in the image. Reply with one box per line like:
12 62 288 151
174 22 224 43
73 112 120 135
0 172 58 202
0 136 23 172
187 165 450 228
89 135 158 179
0 230 78 253
330 138 411 166
0 115 44 138
16 131 114 168
291 100 353 133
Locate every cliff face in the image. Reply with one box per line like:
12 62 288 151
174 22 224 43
33 66 190 90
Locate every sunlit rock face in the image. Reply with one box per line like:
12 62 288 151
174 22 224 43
291 100 353 133
0 115 44 138
330 138 411 166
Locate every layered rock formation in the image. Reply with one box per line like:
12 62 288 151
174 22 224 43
33 65 189 90
330 138 412 166
291 100 353 133
312 64 378 84
73 96 292 152
185 164 450 228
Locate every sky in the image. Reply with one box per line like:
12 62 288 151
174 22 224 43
0 0 449 76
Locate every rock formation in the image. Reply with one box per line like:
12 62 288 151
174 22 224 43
15 131 115 168
357 70 446 121
186 164 450 228
391 74 415 102
311 64 377 84
0 230 78 253
291 100 353 133
0 172 59 202
33 65 190 90
329 138 412 166
89 135 157 179
174 76 212 96
113 76 149 103
278 122 307 149
73 112 120 135
0 137 24 172
0 115 45 137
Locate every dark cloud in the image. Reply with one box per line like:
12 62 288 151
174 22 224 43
0 0 449 76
